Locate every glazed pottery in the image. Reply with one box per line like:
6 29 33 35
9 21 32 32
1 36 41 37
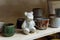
33 8 43 18
51 17 60 28
35 18 49 30
21 11 36 35
2 23 15 37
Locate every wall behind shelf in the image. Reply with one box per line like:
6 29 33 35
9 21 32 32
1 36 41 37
0 0 48 24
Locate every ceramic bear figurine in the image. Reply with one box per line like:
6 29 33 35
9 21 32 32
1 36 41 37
21 11 36 35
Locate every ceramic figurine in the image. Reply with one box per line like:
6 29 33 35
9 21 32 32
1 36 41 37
21 11 36 35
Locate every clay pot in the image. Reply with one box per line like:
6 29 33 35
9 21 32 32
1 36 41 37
33 8 43 18
2 23 15 37
35 18 49 30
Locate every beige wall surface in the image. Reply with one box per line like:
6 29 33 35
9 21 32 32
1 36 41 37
0 0 42 24
0 0 48 24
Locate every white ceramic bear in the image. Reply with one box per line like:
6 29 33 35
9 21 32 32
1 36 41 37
21 11 36 35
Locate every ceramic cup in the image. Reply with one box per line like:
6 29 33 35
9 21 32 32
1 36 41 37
51 17 60 28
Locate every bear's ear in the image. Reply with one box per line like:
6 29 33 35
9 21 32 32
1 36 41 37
25 12 27 16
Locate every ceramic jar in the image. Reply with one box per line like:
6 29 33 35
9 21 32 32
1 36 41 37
51 17 60 28
2 23 15 37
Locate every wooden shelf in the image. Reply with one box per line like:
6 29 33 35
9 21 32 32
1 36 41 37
0 27 60 40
